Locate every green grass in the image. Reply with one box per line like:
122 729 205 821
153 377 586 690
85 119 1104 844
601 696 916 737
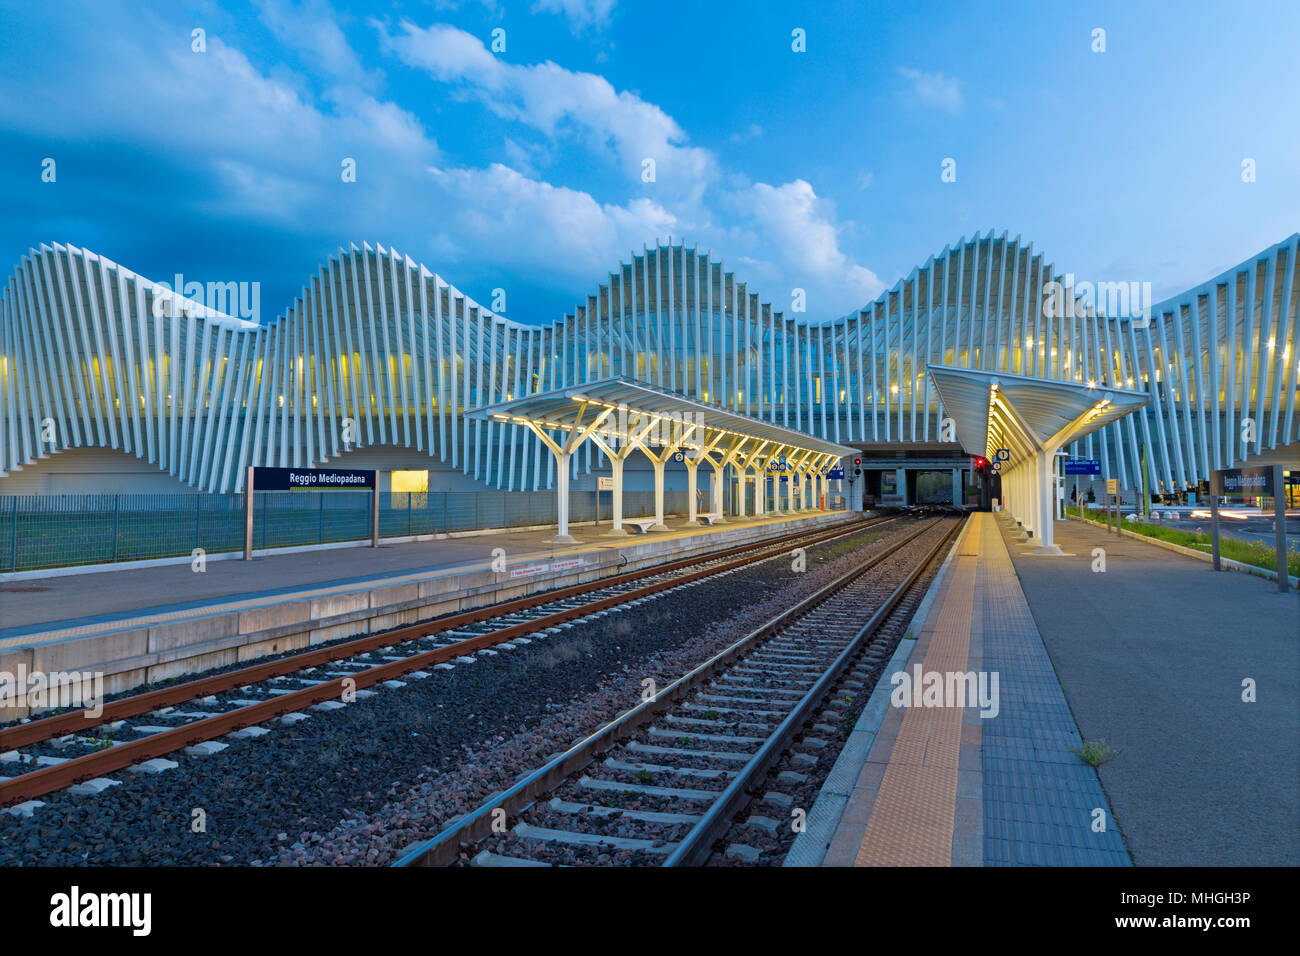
1073 739 1123 766
1066 506 1300 579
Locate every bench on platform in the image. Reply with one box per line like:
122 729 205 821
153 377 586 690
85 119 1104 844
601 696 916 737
625 517 661 534
697 512 724 526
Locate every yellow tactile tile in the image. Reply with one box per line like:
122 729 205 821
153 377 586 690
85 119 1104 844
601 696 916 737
854 515 986 867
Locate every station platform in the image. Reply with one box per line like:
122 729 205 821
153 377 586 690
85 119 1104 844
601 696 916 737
792 510 1299 867
0 509 852 707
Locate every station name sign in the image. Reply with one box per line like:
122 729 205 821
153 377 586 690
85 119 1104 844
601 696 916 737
1210 467 1274 496
1063 459 1101 475
253 467 376 491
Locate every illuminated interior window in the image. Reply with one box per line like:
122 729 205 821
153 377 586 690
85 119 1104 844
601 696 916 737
390 470 429 494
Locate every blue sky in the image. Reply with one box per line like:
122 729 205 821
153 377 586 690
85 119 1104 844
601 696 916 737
1 0 1296 325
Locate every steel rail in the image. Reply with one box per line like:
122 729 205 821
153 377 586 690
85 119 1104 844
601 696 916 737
0 514 884 753
0 514 895 807
391 515 960 868
662 515 964 866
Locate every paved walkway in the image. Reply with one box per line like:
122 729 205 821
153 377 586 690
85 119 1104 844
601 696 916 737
799 513 1130 866
0 510 835 643
795 509 1299 867
1007 516 1300 866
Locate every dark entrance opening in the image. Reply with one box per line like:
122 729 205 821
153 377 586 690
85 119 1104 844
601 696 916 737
913 470 954 505
863 470 882 507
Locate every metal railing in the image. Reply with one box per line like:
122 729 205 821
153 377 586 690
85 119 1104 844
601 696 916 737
0 490 689 573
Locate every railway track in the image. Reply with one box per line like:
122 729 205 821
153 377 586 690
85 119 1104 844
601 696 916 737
0 513 903 809
391 514 964 867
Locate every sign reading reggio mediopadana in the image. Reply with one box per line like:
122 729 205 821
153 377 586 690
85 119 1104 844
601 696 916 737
1210 467 1275 496
253 467 376 491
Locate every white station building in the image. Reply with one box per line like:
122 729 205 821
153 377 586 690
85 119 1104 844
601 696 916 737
1 233 1297 521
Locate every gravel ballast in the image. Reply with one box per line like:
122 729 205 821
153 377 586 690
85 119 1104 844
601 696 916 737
0 518 922 866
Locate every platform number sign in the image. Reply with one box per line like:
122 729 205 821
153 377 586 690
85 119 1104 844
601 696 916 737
672 451 685 463
990 448 1009 473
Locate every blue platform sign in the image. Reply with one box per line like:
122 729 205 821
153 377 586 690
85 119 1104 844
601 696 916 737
827 467 845 479
1063 459 1101 475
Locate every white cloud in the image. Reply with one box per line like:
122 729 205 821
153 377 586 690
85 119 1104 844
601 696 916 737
1 3 888 321
532 0 618 31
740 180 885 310
427 162 676 275
254 0 375 87
898 66 963 114
376 22 715 195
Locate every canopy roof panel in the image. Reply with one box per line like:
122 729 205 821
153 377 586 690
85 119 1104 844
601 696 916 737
467 376 857 459
926 365 1150 465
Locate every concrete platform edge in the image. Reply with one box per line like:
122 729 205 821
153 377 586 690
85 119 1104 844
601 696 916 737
2 512 854 710
783 522 967 867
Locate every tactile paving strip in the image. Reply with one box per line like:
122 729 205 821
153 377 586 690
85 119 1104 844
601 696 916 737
847 514 1131 867
980 517 1130 866
854 543 975 866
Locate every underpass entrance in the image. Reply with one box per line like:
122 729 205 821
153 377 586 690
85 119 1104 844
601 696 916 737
911 470 955 506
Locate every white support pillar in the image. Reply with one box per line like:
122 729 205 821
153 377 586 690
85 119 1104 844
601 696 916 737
651 458 668 531
685 459 700 526
710 466 724 520
606 456 627 536
554 450 574 543
1033 449 1063 554
1009 463 1029 541
736 463 747 518
1025 461 1038 538
767 469 784 516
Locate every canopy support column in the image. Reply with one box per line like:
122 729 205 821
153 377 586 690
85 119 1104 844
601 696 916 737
523 404 612 544
1033 448 1064 554
652 458 668 531
685 458 700 526
592 419 658 538
682 431 725 527
609 456 625 535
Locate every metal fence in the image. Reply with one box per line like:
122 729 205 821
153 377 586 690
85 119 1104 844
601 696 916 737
0 489 689 573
